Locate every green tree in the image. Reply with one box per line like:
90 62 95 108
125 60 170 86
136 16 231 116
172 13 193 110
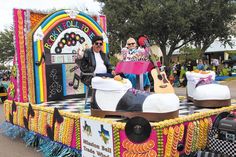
97 0 236 65
0 27 14 64
191 0 236 56
179 46 202 64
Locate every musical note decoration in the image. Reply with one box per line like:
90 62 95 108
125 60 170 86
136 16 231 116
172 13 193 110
68 72 80 89
9 101 17 124
23 103 35 130
46 108 64 140
48 68 63 99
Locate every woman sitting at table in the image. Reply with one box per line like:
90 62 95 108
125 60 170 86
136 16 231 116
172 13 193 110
121 37 150 91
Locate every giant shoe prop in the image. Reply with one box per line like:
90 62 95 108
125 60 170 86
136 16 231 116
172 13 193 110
90 76 179 121
186 70 231 107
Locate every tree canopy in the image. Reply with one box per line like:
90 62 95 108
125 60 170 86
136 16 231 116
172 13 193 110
97 0 236 65
0 27 14 64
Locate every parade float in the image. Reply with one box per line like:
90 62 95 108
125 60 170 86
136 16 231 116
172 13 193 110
1 8 236 157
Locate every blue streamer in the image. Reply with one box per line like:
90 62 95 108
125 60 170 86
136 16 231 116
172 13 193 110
1 122 81 157
0 122 26 139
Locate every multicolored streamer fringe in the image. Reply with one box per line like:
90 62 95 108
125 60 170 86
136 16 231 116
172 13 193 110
0 122 81 157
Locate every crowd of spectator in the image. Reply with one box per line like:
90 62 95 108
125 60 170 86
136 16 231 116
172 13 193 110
0 70 10 81
163 58 235 88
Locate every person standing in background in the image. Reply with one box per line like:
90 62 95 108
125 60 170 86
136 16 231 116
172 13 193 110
186 60 193 71
212 58 219 75
175 61 181 78
197 59 204 70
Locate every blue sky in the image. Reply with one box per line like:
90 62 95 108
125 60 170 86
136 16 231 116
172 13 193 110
0 0 101 31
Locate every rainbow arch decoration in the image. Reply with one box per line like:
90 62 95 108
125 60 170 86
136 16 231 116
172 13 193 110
8 9 108 104
31 9 108 104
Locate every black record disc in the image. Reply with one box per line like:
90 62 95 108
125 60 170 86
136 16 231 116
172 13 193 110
125 116 151 143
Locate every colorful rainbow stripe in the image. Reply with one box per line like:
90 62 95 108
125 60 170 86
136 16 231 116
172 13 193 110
32 10 108 104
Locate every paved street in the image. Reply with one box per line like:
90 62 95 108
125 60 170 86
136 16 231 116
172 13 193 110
0 105 42 157
0 80 235 157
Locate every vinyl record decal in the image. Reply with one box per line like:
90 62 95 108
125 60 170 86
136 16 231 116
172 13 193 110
125 116 151 143
55 47 62 54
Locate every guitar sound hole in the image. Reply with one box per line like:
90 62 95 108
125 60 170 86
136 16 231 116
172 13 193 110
159 85 167 88
162 74 169 83
158 75 163 80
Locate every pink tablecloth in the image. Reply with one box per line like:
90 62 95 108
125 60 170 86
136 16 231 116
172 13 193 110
115 61 161 75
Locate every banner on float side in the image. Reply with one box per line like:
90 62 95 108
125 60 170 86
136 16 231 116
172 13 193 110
80 117 114 157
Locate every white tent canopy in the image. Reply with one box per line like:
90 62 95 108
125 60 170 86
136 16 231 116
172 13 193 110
205 37 236 53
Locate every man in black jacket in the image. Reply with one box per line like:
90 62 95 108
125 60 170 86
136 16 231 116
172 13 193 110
80 36 115 86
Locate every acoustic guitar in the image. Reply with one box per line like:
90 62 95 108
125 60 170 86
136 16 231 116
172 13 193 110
137 35 174 94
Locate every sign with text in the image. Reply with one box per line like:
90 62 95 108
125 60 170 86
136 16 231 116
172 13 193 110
80 118 114 157
51 54 76 64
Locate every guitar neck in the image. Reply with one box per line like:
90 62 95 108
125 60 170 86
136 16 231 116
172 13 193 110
142 38 161 74
148 48 161 74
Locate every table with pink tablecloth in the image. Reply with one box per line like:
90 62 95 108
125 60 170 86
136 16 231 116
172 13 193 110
115 61 161 90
